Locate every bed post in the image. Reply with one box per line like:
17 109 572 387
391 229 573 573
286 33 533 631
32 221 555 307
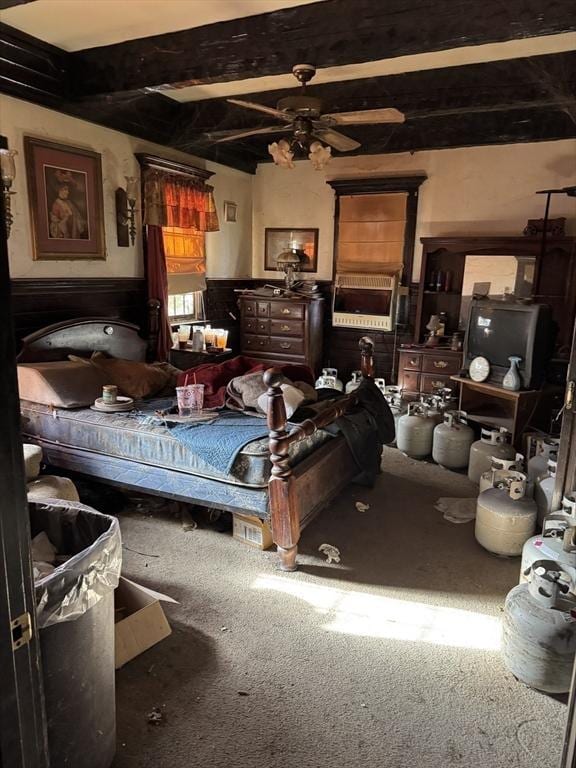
359 335 375 378
147 298 161 361
264 368 299 572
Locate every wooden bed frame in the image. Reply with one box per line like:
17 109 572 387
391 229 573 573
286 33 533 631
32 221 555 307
17 317 375 571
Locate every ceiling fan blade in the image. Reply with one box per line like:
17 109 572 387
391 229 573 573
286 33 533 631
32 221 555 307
312 128 360 152
227 98 293 121
323 108 405 125
210 125 292 144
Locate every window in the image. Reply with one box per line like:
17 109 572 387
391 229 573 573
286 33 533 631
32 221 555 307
163 226 206 321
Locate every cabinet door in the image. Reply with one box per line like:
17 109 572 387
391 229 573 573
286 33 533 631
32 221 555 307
399 370 420 392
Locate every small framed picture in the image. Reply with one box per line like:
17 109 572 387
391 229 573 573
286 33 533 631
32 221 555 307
264 228 319 272
223 200 237 223
24 136 106 260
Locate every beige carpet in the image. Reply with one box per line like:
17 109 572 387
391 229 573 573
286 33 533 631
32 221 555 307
112 447 566 768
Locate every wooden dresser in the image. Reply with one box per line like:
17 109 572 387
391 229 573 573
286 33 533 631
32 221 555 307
239 293 324 373
397 345 462 398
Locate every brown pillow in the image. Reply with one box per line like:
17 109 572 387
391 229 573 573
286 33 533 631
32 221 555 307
18 361 108 408
70 353 170 399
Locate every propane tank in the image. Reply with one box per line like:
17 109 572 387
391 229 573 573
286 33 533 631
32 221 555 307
315 367 344 391
468 428 516 484
534 456 558 525
396 402 435 459
345 370 362 394
420 394 443 426
503 561 576 693
432 411 475 469
478 455 520 494
520 526 576 588
543 493 576 535
383 387 405 447
475 472 537 556
527 437 560 483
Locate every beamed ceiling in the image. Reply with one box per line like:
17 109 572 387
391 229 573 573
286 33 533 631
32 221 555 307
0 0 575 174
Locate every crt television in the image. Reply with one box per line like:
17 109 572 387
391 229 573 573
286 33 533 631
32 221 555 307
463 299 553 389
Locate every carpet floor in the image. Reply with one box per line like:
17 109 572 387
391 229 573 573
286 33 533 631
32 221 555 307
112 446 566 768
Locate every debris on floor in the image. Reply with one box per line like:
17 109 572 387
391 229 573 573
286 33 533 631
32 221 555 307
318 543 341 564
146 707 165 726
355 501 370 512
181 508 198 532
435 497 477 524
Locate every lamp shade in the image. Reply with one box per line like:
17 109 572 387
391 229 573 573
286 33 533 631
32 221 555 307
0 149 17 183
124 175 139 204
276 248 304 270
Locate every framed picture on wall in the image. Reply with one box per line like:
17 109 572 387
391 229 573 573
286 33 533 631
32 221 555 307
24 136 106 260
264 227 318 272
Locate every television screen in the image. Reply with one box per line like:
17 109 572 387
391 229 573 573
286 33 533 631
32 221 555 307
467 307 531 368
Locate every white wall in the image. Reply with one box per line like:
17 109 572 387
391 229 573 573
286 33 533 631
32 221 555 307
0 95 253 279
253 140 576 281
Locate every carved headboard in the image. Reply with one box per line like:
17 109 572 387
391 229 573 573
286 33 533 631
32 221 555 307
16 318 148 363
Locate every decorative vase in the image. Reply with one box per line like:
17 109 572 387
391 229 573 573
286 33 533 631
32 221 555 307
503 356 522 391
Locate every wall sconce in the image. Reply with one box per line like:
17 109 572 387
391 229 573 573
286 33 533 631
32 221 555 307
115 175 139 246
0 148 17 239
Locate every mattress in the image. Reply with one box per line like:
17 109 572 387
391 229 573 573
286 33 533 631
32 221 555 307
20 401 333 489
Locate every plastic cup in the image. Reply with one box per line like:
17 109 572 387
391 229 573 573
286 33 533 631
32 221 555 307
176 384 204 416
177 325 191 349
215 329 228 349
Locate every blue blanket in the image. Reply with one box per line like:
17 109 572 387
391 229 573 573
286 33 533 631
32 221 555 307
169 412 269 473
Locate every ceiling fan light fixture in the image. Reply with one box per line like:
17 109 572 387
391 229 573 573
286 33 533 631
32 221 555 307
268 139 295 168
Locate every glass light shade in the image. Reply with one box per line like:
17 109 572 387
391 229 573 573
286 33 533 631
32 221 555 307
124 175 139 204
308 141 331 170
268 139 295 168
0 149 17 184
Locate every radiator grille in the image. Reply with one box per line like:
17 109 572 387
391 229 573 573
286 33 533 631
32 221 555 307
335 273 396 290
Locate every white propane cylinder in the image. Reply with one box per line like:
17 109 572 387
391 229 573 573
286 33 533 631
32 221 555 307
503 561 576 693
520 526 576 588
527 438 560 483
432 411 475 469
468 428 516 484
396 402 435 459
478 456 520 493
345 371 362 394
384 387 405 447
543 493 576 535
475 473 537 556
535 456 558 526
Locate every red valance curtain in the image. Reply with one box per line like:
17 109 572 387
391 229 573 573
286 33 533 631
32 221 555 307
143 169 219 231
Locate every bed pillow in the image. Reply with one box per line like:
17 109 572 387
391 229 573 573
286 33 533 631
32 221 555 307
70 353 171 399
18 361 108 408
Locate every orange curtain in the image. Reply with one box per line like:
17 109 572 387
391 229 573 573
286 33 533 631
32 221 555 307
143 169 219 231
163 226 206 275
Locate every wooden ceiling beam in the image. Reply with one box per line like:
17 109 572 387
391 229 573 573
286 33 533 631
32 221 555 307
70 0 576 97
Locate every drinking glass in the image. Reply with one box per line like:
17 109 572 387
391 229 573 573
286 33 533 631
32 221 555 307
177 325 191 349
215 329 228 349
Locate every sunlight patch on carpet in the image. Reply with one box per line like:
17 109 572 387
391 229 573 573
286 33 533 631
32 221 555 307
252 575 501 650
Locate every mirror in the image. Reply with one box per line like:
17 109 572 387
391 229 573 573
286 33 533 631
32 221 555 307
458 254 536 329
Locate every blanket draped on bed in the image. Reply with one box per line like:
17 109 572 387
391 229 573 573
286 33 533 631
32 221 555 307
170 413 269 473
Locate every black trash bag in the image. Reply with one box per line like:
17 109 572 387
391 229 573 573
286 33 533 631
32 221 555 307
29 499 122 629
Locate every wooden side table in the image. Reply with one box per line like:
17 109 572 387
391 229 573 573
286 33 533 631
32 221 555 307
451 376 541 447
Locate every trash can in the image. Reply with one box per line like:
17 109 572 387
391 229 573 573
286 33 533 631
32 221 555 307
30 499 122 768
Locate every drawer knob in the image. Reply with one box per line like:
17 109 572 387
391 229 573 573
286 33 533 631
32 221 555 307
280 342 291 349
433 361 448 369
432 380 444 388
259 341 264 346
409 358 418 366
281 308 291 315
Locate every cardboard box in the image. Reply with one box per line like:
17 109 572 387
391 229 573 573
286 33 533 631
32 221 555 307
114 577 177 669
233 513 274 550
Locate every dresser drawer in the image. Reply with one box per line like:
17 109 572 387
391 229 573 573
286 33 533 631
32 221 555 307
398 371 420 392
257 301 270 317
268 336 304 355
242 335 270 352
242 300 256 317
400 352 422 371
269 302 305 320
421 373 455 394
270 318 303 337
243 318 269 335
422 355 460 375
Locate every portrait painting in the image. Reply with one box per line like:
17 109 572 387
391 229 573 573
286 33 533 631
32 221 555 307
24 137 105 260
264 228 319 272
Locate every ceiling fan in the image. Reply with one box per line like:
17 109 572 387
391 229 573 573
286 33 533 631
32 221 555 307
204 64 405 159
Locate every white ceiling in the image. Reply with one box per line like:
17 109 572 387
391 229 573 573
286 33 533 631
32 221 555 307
161 32 576 102
0 0 325 51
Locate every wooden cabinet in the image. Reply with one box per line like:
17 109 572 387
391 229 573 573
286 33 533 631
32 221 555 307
397 345 462 398
239 293 324 373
